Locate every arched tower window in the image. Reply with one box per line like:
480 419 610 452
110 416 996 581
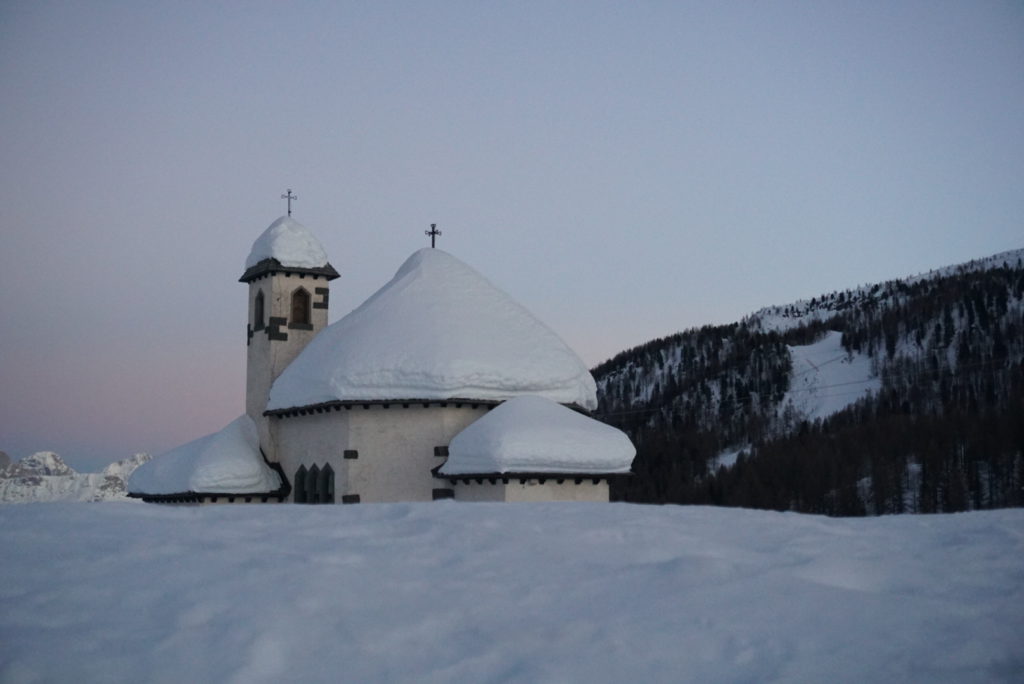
254 290 265 331
291 288 311 326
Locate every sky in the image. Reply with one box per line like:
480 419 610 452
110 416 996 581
1 1 1022 471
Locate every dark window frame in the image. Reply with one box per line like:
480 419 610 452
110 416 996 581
290 287 312 327
254 289 266 331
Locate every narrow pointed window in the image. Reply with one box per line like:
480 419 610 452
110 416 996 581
319 464 335 504
291 288 311 327
254 290 265 331
307 464 320 504
294 465 308 503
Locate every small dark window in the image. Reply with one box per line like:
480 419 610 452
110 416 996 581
294 465 308 503
291 288 311 326
254 290 265 331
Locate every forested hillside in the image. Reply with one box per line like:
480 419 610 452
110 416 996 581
593 250 1024 515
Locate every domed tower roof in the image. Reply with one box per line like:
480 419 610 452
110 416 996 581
239 216 339 282
266 248 598 412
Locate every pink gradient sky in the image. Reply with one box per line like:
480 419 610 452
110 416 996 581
1 2 1022 470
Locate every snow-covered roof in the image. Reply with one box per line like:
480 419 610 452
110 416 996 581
267 249 598 411
127 415 281 495
244 216 330 270
439 395 635 475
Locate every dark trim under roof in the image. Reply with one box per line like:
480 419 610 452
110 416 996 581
127 491 288 504
239 258 340 283
431 468 631 485
265 398 593 418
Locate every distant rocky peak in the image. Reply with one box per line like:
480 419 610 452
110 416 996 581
5 452 76 477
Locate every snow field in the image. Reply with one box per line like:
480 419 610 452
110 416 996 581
0 503 1021 683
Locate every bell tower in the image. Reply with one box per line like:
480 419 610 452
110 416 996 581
240 215 339 458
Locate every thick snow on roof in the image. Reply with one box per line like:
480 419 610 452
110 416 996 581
268 249 598 410
440 395 634 475
127 415 281 495
244 215 329 269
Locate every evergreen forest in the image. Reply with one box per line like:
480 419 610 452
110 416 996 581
592 250 1024 515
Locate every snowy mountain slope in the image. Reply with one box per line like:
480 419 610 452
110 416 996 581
1 503 1020 683
746 247 1024 333
593 247 1024 512
0 452 150 503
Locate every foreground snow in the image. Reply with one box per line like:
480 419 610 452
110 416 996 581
1 504 1020 683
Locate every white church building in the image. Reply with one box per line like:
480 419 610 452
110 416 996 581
129 215 634 504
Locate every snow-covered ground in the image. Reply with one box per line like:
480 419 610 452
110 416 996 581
1 503 1020 683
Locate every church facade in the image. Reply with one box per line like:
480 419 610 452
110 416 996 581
129 215 634 504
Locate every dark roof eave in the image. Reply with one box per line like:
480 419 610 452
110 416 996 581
239 258 340 283
127 488 286 503
432 470 632 481
265 397 592 418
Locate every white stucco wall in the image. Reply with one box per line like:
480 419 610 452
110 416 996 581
273 404 491 503
246 272 330 460
450 478 610 502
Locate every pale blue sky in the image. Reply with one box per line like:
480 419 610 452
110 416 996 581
2 1 1021 470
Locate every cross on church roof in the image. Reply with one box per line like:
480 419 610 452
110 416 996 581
426 223 442 248
281 189 298 216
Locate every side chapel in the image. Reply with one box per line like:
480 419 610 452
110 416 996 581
128 211 635 504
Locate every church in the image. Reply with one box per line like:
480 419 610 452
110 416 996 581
128 212 635 504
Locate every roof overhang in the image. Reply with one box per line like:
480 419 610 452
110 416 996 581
430 462 630 483
239 258 340 283
265 398 593 418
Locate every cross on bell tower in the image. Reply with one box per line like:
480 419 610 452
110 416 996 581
281 189 298 216
425 223 441 248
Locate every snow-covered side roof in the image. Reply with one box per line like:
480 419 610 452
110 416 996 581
127 415 281 495
439 395 635 475
267 249 598 411
244 216 329 270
